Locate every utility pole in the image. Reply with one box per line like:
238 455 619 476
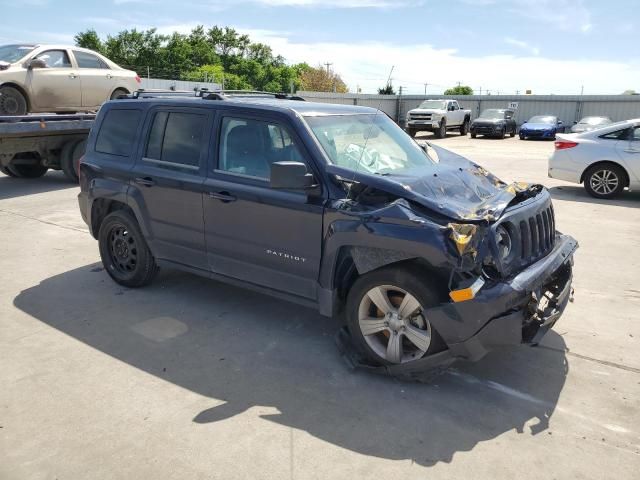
580 85 584 95
324 62 333 76
424 82 428 95
516 90 520 95
457 80 462 87
479 86 482 96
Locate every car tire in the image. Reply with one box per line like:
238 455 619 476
459 118 469 135
6 153 47 178
99 210 158 288
345 264 445 367
406 128 416 138
60 139 81 182
510 127 516 137
584 164 626 199
470 132 476 138
519 133 526 140
1 165 18 177
435 119 446 138
0 86 28 116
110 89 128 100
500 127 506 139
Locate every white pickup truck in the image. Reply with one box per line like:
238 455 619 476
406 99 471 138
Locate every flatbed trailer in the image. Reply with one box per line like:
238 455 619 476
0 114 95 181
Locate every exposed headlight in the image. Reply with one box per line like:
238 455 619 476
495 225 512 260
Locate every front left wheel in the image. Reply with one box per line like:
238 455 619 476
98 210 158 288
346 265 444 366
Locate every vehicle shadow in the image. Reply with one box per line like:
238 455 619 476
0 170 76 201
14 264 568 466
549 185 640 208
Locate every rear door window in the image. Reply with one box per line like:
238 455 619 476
144 111 206 169
95 109 142 157
73 50 109 69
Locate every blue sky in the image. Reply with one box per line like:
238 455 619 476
0 0 638 94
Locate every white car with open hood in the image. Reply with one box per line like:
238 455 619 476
548 118 640 199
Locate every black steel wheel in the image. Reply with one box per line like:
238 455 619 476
98 210 158 287
0 86 27 116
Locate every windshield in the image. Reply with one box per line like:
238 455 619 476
305 114 436 175
579 117 611 125
479 109 505 119
528 115 556 124
0 44 36 63
418 100 446 110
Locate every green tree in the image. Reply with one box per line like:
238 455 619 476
444 85 474 95
74 29 104 54
378 83 396 95
104 28 167 71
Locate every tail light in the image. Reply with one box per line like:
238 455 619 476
135 74 141 84
554 140 578 150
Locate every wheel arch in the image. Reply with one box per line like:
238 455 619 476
324 245 448 315
90 198 136 239
579 160 630 187
110 86 130 99
0 82 31 110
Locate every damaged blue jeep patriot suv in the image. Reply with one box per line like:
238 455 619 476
78 91 577 370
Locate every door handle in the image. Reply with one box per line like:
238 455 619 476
134 177 155 187
69 73 77 79
208 191 236 203
106 74 113 79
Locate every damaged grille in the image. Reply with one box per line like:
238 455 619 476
410 113 432 120
518 205 555 262
488 190 556 278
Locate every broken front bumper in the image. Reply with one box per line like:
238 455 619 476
427 233 578 362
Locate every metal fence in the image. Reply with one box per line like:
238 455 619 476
298 92 640 128
139 78 221 92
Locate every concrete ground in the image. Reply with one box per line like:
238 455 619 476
1 134 639 479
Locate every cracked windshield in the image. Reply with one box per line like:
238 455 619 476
305 114 436 175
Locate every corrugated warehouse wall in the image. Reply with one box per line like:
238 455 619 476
298 92 640 129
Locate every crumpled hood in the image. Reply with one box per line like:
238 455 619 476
522 123 555 130
327 144 539 222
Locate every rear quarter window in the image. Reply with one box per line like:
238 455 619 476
95 109 142 157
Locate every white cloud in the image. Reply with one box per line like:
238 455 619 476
240 29 640 95
504 37 539 56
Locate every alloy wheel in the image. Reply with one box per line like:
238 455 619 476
590 169 619 195
357 285 432 364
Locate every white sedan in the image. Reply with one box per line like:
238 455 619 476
548 119 640 199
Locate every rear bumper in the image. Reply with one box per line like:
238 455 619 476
426 234 578 361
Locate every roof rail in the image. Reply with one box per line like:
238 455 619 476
119 89 306 102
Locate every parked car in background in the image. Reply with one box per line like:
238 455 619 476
570 116 612 133
470 108 516 139
520 115 564 140
406 99 471 138
0 44 140 115
548 118 640 199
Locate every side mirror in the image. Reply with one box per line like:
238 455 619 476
557 120 563 125
270 161 316 190
573 121 578 124
27 58 47 69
